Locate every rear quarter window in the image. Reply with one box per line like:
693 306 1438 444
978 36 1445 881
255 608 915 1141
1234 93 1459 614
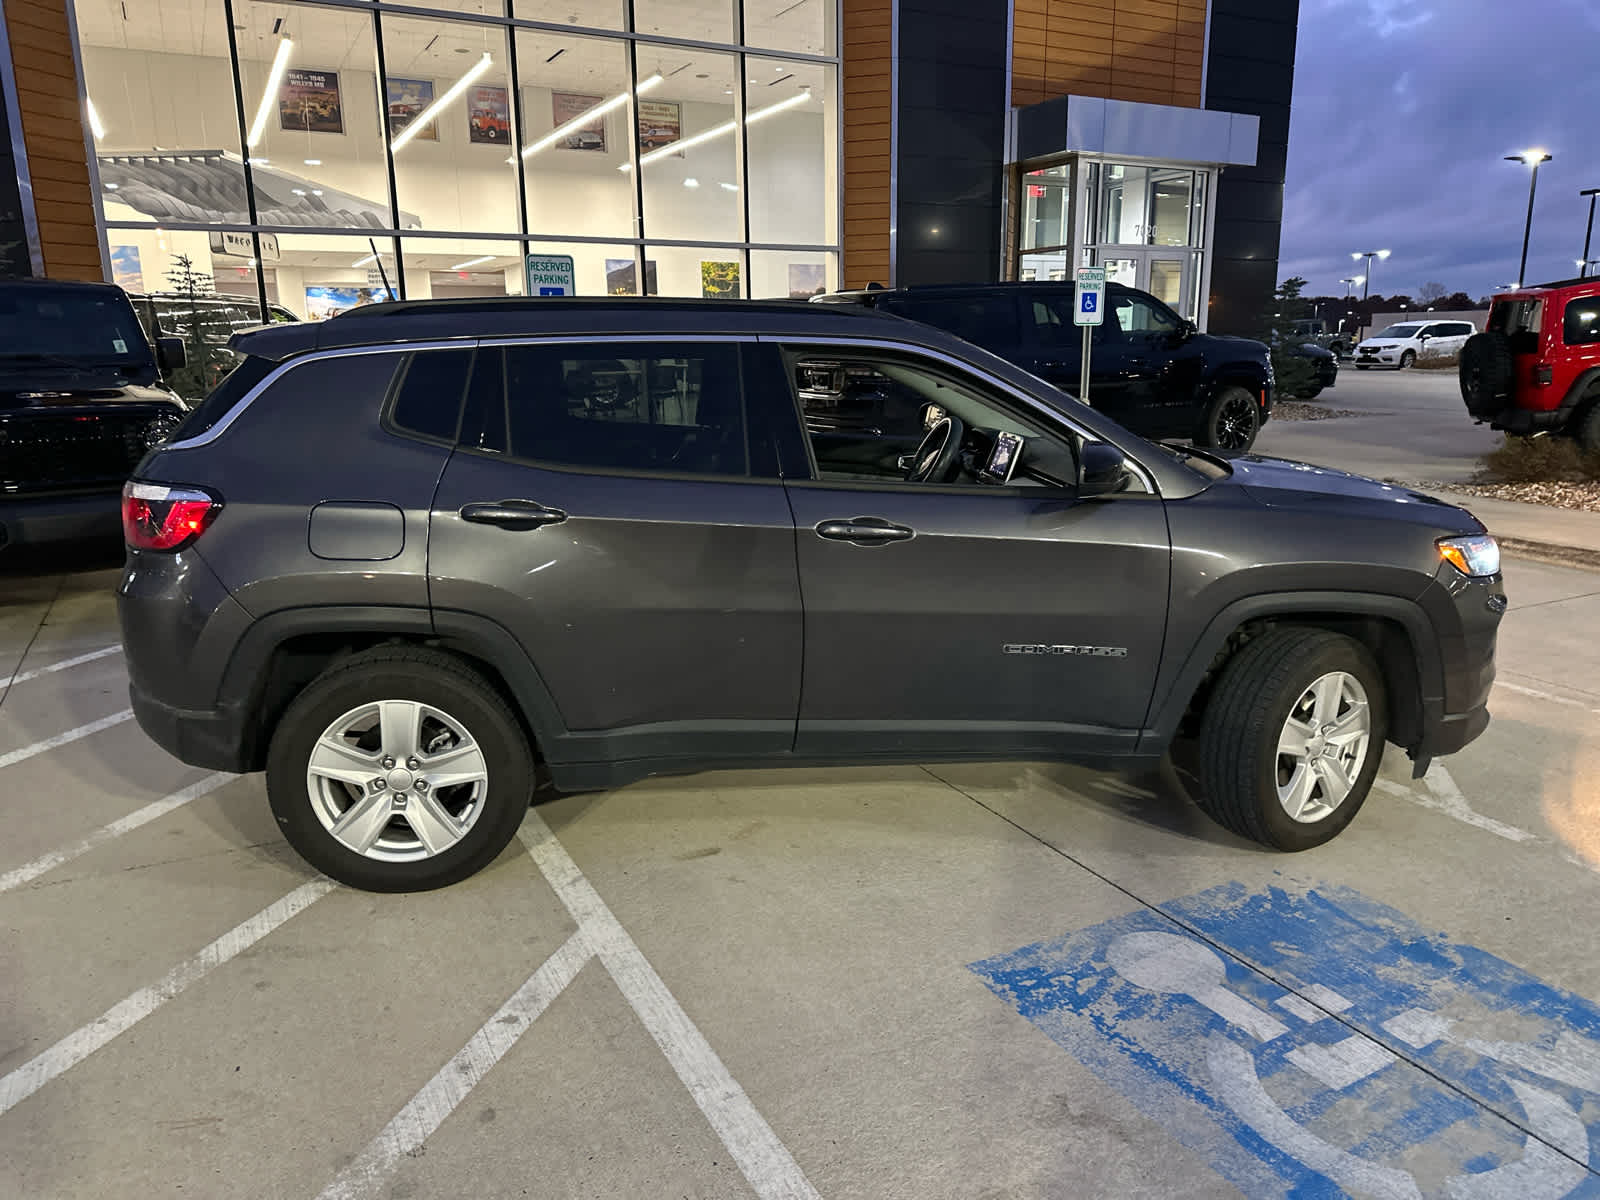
1564 299 1600 346
881 295 1020 351
172 354 275 440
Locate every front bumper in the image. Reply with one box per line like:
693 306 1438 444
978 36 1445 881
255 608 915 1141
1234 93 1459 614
0 491 121 551
1355 351 1400 367
1409 564 1504 771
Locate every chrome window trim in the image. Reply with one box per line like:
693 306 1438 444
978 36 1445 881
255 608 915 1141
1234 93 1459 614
161 339 476 451
474 333 753 349
760 333 1162 496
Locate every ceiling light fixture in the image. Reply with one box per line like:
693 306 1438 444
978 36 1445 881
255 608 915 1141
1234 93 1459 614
519 72 663 158
683 177 699 187
304 158 321 165
392 53 494 151
86 99 106 139
451 254 496 270
719 181 738 191
248 38 294 147
352 253 380 267
620 91 811 171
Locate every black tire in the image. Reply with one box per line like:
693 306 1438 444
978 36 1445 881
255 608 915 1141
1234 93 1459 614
1192 628 1388 851
1574 401 1600 454
265 646 535 892
1459 331 1514 419
1298 384 1324 400
1195 385 1261 452
1398 350 1416 369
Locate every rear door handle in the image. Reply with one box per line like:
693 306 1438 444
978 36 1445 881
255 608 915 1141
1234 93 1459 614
815 517 914 545
459 499 568 531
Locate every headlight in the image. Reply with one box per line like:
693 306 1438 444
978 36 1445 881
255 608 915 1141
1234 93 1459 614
1438 534 1500 578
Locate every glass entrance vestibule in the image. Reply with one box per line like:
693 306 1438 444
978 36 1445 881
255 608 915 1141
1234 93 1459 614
1012 157 1215 325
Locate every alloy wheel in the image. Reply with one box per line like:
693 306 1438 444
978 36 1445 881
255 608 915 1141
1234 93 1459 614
1274 671 1372 823
304 699 490 862
1215 394 1257 450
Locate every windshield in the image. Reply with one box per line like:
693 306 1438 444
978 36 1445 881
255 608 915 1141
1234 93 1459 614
0 287 151 365
1373 323 1423 339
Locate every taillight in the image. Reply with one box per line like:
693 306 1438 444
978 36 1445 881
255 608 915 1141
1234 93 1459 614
1534 363 1554 385
121 481 220 551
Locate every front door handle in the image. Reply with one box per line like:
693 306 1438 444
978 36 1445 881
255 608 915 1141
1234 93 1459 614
815 516 914 545
459 499 568 531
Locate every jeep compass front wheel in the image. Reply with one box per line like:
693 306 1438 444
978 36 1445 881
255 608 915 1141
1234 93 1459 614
266 647 535 891
1192 628 1387 850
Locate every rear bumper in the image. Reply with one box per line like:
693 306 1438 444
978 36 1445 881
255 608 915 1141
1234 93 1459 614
130 680 252 772
0 492 121 551
1484 406 1564 435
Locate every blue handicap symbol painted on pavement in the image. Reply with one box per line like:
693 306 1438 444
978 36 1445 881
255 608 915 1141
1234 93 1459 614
1080 292 1098 313
970 883 1600 1198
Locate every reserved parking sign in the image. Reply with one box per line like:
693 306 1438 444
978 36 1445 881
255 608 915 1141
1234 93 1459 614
525 254 576 296
1075 266 1106 326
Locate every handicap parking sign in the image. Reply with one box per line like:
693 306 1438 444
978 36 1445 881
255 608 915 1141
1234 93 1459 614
971 883 1600 1198
1081 293 1098 314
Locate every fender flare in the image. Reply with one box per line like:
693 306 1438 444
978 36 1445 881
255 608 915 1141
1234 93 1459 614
1559 367 1600 419
1141 590 1442 750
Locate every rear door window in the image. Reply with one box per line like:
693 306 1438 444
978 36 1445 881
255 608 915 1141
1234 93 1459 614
1564 300 1600 346
503 342 750 477
880 294 1020 352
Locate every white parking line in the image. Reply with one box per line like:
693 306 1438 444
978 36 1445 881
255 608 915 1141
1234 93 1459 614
520 811 821 1200
1495 679 1600 715
316 931 593 1200
1374 764 1537 844
0 709 133 771
0 879 334 1118
0 644 123 690
0 772 235 894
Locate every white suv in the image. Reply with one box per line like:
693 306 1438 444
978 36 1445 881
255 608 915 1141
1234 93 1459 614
1354 319 1476 369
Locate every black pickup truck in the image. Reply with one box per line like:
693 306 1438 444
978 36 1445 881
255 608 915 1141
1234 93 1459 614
0 279 189 551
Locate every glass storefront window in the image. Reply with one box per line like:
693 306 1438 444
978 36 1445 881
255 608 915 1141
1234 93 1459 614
513 29 637 240
749 249 835 298
646 245 746 298
633 0 736 44
270 233 403 319
1022 167 1070 252
744 0 834 55
745 58 835 246
399 238 526 300
80 0 247 225
636 49 742 243
514 0 625 31
381 15 518 235
1148 169 1196 247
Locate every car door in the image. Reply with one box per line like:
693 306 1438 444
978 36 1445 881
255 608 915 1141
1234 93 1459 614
427 338 803 766
1021 288 1147 427
761 339 1172 761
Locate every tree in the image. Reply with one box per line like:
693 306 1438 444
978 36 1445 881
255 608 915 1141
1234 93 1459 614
164 253 228 400
1261 276 1318 399
1418 281 1447 304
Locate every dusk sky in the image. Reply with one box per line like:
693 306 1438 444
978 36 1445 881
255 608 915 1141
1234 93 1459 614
1279 0 1600 301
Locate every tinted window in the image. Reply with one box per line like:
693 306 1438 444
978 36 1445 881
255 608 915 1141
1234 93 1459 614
1111 292 1181 339
172 354 275 440
458 348 507 453
1029 294 1080 347
1452 323 1475 336
0 285 150 364
882 295 1019 351
1565 300 1600 346
388 349 472 441
504 343 747 476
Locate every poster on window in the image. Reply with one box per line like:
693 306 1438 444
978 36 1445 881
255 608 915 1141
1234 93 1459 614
700 260 740 299
466 85 510 144
787 263 825 299
279 69 344 135
110 245 144 292
386 77 437 142
638 100 680 152
605 257 659 296
551 91 606 152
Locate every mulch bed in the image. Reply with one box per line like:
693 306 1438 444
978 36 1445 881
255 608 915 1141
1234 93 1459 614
1391 480 1600 514
1272 400 1365 420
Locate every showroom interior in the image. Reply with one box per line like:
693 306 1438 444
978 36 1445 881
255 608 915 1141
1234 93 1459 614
1 0 1298 334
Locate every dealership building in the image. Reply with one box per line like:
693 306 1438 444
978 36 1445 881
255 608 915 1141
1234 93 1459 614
0 0 1297 332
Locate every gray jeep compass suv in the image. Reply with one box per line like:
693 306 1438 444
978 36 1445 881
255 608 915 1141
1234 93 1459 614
118 298 1504 892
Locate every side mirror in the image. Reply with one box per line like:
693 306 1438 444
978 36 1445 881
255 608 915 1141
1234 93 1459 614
1078 440 1131 497
1175 319 1197 343
156 335 187 372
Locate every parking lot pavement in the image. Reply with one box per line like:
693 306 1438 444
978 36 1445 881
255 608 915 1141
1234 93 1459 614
1255 367 1499 485
4 554 1600 1198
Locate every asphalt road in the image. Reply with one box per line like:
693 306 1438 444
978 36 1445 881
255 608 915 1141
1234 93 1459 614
1255 363 1498 484
3 525 1599 1198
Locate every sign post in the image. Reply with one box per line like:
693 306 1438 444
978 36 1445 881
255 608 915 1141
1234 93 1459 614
525 253 576 296
1073 266 1105 407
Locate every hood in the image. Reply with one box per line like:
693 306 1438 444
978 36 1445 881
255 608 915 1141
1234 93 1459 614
0 373 180 411
1197 332 1270 360
1223 454 1482 533
1286 342 1333 360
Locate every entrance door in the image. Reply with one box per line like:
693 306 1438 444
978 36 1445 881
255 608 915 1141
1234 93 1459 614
1101 251 1194 317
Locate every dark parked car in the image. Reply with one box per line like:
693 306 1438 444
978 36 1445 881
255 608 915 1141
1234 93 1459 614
119 298 1502 892
813 281 1274 451
0 279 188 551
1275 336 1339 399
129 292 298 401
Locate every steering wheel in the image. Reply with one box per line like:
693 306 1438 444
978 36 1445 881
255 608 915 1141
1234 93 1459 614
905 414 967 483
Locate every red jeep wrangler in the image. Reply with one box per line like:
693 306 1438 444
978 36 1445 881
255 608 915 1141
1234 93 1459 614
1460 275 1600 448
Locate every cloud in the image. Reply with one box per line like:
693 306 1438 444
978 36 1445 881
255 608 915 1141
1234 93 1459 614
1278 0 1599 298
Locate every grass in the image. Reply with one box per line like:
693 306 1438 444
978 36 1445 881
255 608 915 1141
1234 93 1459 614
1476 434 1600 483
1410 350 1460 370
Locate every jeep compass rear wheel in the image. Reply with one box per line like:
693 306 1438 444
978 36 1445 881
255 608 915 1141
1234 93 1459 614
266 647 534 891
1192 628 1387 850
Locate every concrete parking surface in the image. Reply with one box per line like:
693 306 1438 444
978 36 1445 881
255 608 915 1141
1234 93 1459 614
3 529 1600 1197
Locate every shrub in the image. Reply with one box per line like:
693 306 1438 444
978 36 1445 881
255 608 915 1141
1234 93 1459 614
1476 435 1600 483
1411 349 1460 371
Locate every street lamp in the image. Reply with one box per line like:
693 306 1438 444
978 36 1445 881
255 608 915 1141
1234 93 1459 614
1350 250 1390 299
1581 187 1600 278
1505 149 1552 289
1340 276 1360 299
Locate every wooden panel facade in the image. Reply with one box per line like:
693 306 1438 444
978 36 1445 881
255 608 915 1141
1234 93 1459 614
1013 0 1205 110
841 0 893 288
6 0 101 279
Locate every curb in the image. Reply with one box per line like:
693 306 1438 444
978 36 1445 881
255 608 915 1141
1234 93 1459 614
1497 537 1600 572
